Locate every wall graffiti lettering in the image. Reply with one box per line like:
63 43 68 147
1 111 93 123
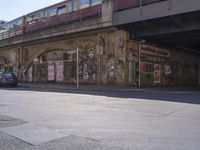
115 59 125 83
82 60 96 81
108 58 115 82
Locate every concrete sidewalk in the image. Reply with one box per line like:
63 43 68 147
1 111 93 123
18 82 139 92
0 88 200 150
18 82 200 92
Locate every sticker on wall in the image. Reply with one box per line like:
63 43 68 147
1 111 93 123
154 64 161 84
164 65 171 75
88 48 95 58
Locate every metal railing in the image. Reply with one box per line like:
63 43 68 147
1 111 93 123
0 4 102 43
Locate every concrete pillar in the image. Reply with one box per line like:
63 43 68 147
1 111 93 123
17 47 24 81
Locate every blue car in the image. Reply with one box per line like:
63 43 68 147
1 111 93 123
0 72 18 87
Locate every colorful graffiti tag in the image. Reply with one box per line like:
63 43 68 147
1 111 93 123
108 58 115 82
139 45 170 86
115 59 125 84
82 59 96 81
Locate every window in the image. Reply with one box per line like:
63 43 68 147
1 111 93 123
72 0 78 11
57 5 66 15
91 0 102 6
49 8 57 17
40 11 48 22
40 11 48 18
27 16 33 23
33 14 40 21
66 1 72 13
80 0 90 8
0 24 8 33
41 55 47 62
27 14 40 24
66 0 77 12
10 18 23 29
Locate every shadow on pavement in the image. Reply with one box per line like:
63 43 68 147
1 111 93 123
0 84 200 105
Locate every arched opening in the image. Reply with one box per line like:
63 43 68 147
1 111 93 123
26 48 97 84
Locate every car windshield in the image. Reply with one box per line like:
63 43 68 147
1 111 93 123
2 73 15 78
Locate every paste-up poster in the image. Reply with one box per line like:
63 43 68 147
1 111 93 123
83 63 89 80
56 61 64 82
48 61 55 81
164 65 171 75
154 64 161 84
27 67 32 82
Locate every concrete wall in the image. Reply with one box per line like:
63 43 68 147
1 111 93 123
114 0 200 25
0 29 199 86
127 41 200 86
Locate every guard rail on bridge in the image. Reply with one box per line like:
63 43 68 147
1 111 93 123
0 2 112 49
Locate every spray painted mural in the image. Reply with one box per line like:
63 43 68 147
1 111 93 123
25 49 97 84
127 42 139 86
82 60 96 81
115 59 125 84
107 58 126 85
140 45 171 86
108 58 115 83
107 30 127 85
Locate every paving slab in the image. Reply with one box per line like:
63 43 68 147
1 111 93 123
0 123 69 145
0 89 200 150
0 114 26 129
22 135 127 150
0 131 32 150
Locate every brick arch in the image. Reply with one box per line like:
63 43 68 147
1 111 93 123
25 46 86 73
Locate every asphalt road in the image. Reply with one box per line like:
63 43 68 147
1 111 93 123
0 86 200 150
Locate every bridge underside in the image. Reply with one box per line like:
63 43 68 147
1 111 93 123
122 10 200 52
140 30 200 52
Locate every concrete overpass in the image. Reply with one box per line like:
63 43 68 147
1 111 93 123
114 0 200 52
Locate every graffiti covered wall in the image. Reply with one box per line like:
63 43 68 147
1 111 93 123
0 29 199 87
140 45 170 86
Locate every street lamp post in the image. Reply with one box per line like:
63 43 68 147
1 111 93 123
33 57 39 82
76 47 79 89
138 43 141 87
97 45 103 87
138 40 145 87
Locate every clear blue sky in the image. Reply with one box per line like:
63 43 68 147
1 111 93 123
0 0 62 21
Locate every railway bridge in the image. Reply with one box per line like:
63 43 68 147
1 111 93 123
0 0 200 87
